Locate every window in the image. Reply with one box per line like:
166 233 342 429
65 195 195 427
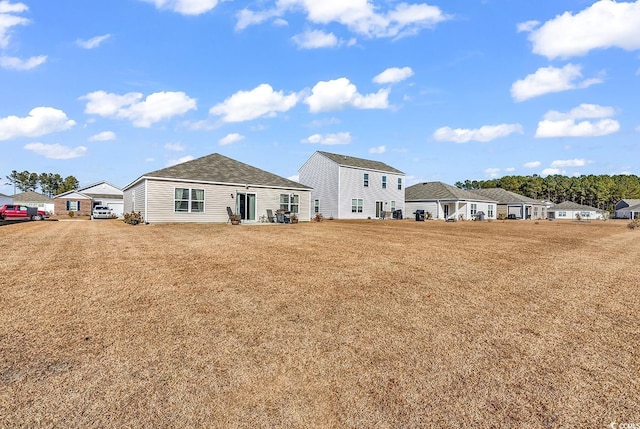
351 198 363 213
390 201 396 211
470 203 477 216
558 211 567 217
364 173 369 187
397 178 402 190
534 207 539 217
382 176 387 189
487 204 494 218
280 194 299 213
581 211 591 218
66 200 80 211
314 199 319 214
175 188 204 213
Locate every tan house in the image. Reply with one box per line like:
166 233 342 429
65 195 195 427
470 188 548 220
122 153 312 224
12 190 55 214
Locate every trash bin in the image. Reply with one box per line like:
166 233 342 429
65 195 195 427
476 211 485 221
415 209 425 221
394 209 403 220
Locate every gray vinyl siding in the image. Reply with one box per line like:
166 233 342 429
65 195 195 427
339 166 404 219
142 179 310 223
299 153 339 219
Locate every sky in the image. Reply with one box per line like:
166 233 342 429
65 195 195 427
1 0 639 195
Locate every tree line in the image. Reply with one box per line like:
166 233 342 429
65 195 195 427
455 174 640 213
4 170 79 197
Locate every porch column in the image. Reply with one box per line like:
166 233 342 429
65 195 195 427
455 201 459 220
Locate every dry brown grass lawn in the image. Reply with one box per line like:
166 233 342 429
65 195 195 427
1 219 639 428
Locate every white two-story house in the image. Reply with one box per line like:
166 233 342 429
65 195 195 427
298 151 405 219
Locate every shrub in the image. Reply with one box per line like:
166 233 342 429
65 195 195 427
68 211 75 218
123 211 143 225
628 219 640 230
497 213 507 221
575 213 582 221
426 211 433 220
314 213 324 222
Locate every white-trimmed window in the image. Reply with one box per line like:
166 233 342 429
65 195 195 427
66 200 80 211
280 194 299 213
382 176 387 189
558 211 567 217
487 204 494 218
390 201 396 211
397 178 402 190
351 198 363 213
314 199 319 214
175 188 204 213
470 203 477 216
364 173 369 187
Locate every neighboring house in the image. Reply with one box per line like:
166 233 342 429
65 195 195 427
405 181 498 221
122 153 312 224
548 201 604 220
54 190 93 216
298 151 405 219
78 181 124 217
614 199 640 219
0 192 13 207
12 190 55 214
470 188 548 219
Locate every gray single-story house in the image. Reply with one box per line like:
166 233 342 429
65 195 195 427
548 201 604 220
405 181 498 221
122 153 313 223
0 192 13 207
12 190 55 214
470 188 548 220
614 199 640 219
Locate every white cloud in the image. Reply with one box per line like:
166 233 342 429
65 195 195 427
238 1 449 39
0 107 76 140
81 90 197 127
542 103 615 121
88 131 116 142
301 132 351 145
140 0 219 15
164 142 185 151
524 0 640 59
292 29 338 49
484 168 501 178
373 66 414 84
24 142 87 159
0 1 29 49
304 77 389 112
209 84 298 122
76 34 111 49
510 64 602 102
167 155 195 166
288 174 299 182
432 123 523 143
369 145 386 154
517 20 539 33
541 168 564 176
535 104 620 138
523 161 541 168
219 133 245 145
551 158 587 168
0 55 46 70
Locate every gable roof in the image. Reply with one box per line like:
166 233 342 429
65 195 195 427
78 181 123 195
54 190 92 200
405 182 496 202
550 201 601 212
618 199 640 209
470 188 542 205
124 153 311 191
12 190 53 203
315 151 404 174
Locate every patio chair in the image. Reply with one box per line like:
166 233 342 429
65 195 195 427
226 206 234 223
266 209 276 223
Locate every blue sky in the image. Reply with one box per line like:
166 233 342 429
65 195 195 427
1 0 639 194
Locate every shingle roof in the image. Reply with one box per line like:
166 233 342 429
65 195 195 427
470 188 542 204
405 182 497 202
550 201 601 211
83 193 123 200
620 199 640 208
128 153 311 190
317 151 404 174
12 190 53 203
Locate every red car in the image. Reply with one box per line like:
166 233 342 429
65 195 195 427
0 204 48 221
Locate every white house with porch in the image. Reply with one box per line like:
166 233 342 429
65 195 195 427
405 181 497 221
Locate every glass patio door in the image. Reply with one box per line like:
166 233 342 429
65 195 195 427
237 193 256 221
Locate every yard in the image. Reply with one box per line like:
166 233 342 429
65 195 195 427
1 219 638 427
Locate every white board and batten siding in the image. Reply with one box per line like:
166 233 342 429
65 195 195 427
405 201 496 220
298 153 339 219
124 178 310 223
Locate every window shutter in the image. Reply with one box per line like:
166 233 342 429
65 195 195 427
78 201 80 210
66 201 69 210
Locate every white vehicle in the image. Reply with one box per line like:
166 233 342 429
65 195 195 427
92 205 112 219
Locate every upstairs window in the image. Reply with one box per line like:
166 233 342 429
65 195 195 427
364 173 369 187
382 176 387 189
398 178 402 190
